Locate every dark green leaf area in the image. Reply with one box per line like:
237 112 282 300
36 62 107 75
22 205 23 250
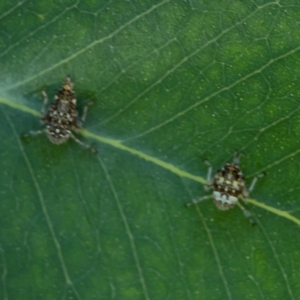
1 1 300 299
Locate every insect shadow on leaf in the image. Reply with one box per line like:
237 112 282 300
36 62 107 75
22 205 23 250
23 76 97 154
185 151 266 225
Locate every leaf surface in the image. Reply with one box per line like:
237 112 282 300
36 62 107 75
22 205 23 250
1 0 300 299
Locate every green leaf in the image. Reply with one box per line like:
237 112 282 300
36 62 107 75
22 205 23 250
1 0 300 299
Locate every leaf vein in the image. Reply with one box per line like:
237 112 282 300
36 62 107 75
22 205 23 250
182 181 233 300
2 0 170 91
255 217 295 300
0 0 27 21
1 99 300 227
4 111 82 300
98 157 150 300
103 1 281 129
128 44 300 141
0 0 79 58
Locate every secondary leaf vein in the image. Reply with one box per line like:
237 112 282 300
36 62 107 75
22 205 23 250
182 181 233 300
104 1 281 129
2 0 170 91
4 111 82 300
98 157 150 300
255 217 295 300
128 42 300 141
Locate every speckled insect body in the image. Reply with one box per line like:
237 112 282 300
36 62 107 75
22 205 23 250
24 76 95 152
41 77 80 144
210 160 247 211
186 152 265 224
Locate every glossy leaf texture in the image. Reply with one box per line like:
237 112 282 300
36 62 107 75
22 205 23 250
1 0 300 299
